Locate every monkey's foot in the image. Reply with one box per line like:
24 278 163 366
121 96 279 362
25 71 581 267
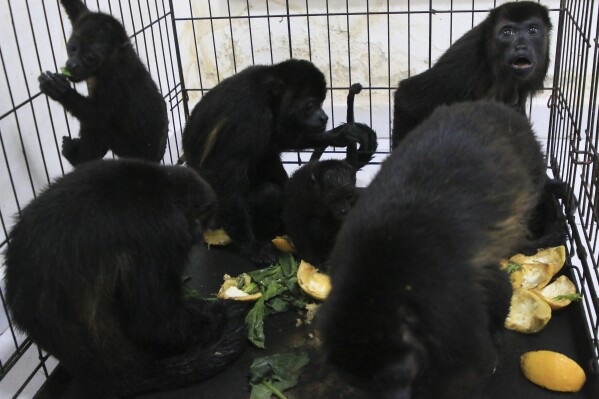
61 136 80 164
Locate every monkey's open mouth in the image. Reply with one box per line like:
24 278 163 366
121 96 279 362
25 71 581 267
511 57 533 70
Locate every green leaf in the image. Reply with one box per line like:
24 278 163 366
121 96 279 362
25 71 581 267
283 275 299 292
552 293 582 301
248 265 284 288
246 297 267 349
260 381 288 399
243 281 259 293
60 67 72 77
505 261 523 274
243 255 304 348
249 352 310 399
266 297 291 314
183 287 200 299
246 283 286 348
279 253 298 277
250 381 281 399
289 297 308 309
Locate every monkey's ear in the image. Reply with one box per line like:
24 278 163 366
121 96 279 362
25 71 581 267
61 0 90 23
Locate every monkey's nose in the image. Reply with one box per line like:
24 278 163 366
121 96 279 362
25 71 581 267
515 41 528 51
320 113 328 125
66 59 80 71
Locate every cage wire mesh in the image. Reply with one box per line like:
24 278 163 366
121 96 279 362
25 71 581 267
0 0 597 397
548 0 599 374
0 0 185 396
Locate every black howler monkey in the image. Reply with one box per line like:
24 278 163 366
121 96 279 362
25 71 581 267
391 1 551 147
319 101 547 399
4 160 247 398
183 59 358 266
282 160 357 269
282 84 377 268
39 0 168 166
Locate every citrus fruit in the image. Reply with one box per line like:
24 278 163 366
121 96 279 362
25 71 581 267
203 228 232 246
534 275 578 310
272 235 295 253
505 289 551 333
217 273 261 301
297 260 331 301
521 350 586 392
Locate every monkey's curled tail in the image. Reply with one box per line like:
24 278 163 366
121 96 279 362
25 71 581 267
347 83 363 124
110 301 248 398
310 83 378 167
345 83 378 170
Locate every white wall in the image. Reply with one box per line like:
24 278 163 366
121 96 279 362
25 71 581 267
172 0 561 184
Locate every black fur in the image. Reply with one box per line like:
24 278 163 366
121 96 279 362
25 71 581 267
319 101 545 399
282 160 356 268
4 160 247 398
183 59 357 266
311 83 378 169
392 1 551 148
38 0 168 166
283 84 377 268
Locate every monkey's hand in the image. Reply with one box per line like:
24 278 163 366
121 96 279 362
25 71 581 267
39 71 72 101
61 136 80 161
316 124 361 147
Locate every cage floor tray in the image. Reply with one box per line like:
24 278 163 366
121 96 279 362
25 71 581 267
40 244 598 399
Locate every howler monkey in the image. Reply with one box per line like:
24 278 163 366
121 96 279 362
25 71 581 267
319 101 546 399
282 84 377 268
282 160 357 269
183 59 357 266
4 160 247 398
39 0 168 166
391 1 551 148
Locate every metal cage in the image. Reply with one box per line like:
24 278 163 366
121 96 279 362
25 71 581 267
0 0 597 397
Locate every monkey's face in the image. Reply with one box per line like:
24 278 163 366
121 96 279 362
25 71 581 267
324 188 355 221
63 14 129 82
324 316 426 399
64 36 103 82
301 99 329 132
282 95 329 134
315 163 356 220
494 16 549 81
274 90 329 149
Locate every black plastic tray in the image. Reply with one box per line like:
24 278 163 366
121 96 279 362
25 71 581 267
36 244 599 399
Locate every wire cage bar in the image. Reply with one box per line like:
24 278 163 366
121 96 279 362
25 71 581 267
0 0 597 397
0 0 185 396
547 0 599 374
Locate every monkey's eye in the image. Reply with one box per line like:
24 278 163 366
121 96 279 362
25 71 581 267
502 27 514 37
528 25 539 35
67 43 78 53
303 102 317 115
83 54 97 66
304 101 316 110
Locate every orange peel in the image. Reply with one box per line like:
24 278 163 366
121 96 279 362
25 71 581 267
521 350 586 392
272 235 295 253
505 288 551 333
297 260 331 301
